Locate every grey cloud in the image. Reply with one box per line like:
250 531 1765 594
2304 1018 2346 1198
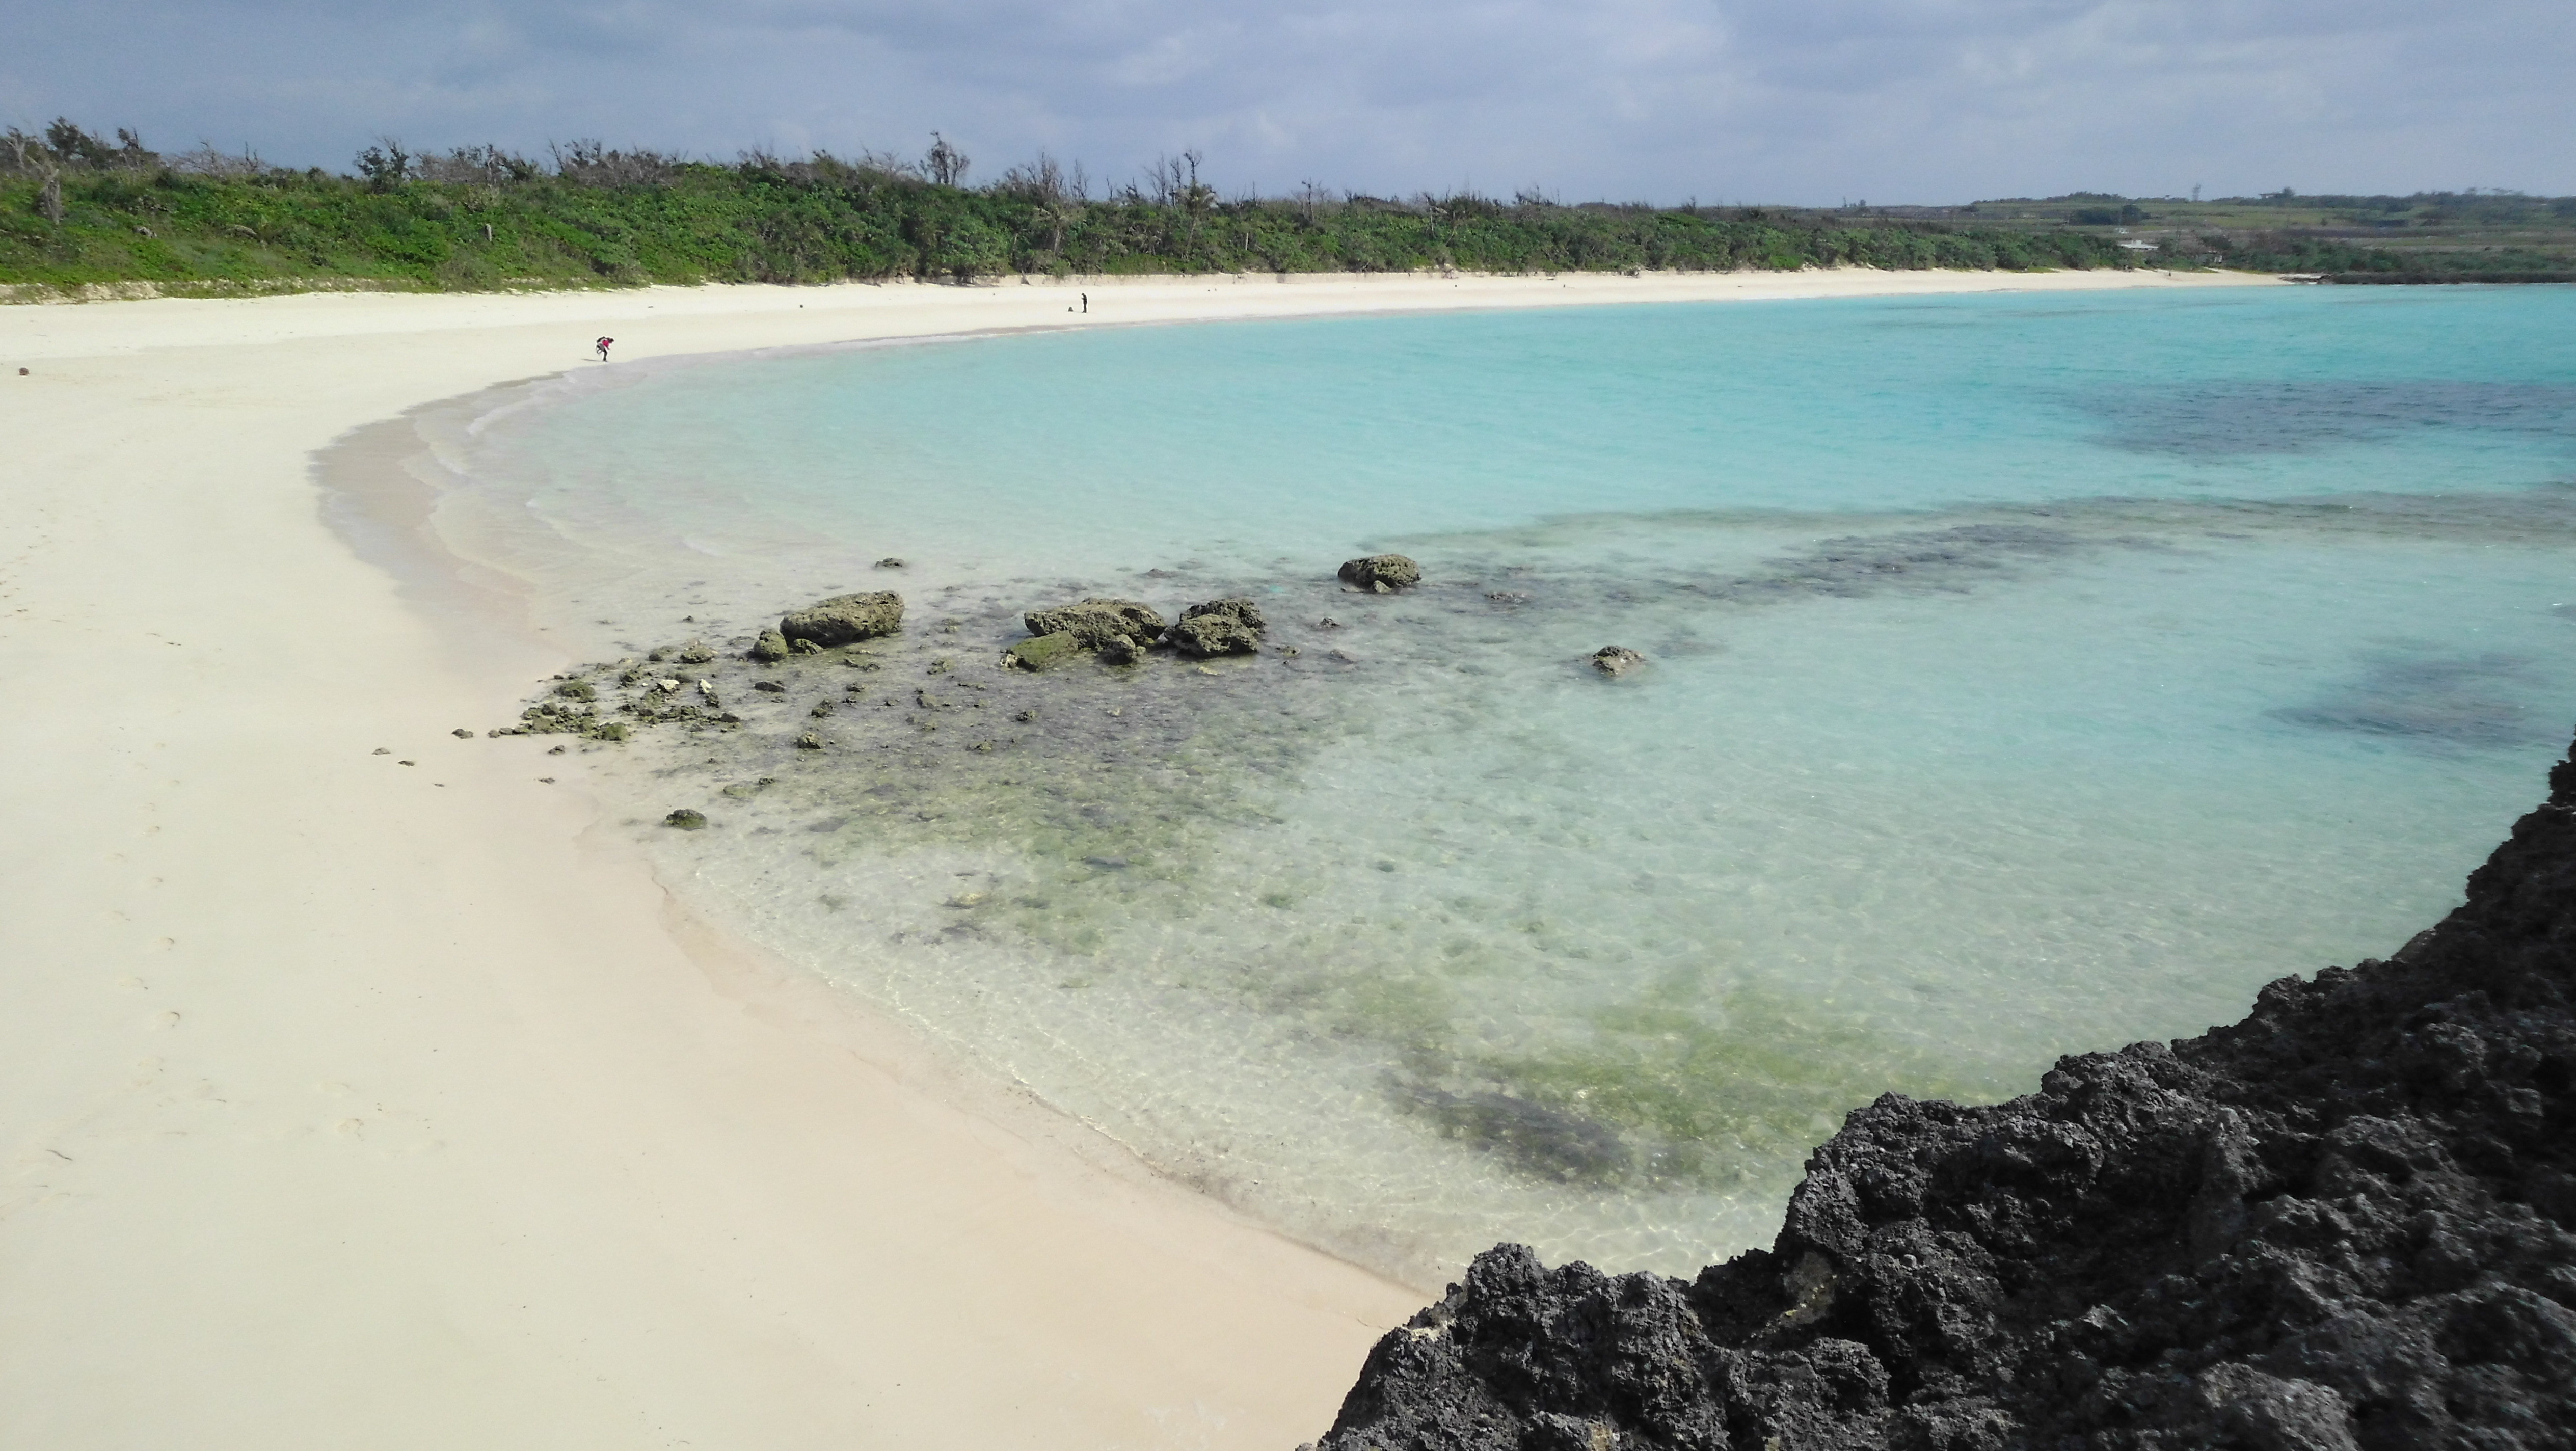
2 0 2567 201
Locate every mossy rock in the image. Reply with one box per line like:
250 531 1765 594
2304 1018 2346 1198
1337 554 1422 592
1169 598 1266 657
750 628 790 663
553 678 598 701
589 721 631 742
781 591 905 647
677 640 717 664
1006 631 1084 671
1024 598 1165 649
664 809 708 830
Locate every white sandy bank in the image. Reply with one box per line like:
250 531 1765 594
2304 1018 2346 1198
0 266 2278 1451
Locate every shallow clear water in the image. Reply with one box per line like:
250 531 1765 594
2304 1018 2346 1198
420 285 2576 1282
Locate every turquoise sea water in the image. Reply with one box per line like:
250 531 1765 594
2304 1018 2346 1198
421 285 2576 1281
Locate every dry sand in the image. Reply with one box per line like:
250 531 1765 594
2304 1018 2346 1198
0 266 2279 1450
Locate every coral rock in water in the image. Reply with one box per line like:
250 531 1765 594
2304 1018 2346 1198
1319 731 2576 1451
780 590 905 648
1590 646 1646 677
1169 597 1268 657
1339 554 1423 592
1024 597 1167 650
1005 631 1084 671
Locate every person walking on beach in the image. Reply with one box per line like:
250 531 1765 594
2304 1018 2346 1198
595 336 614 362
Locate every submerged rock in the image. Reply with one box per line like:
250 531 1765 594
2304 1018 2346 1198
1318 729 2576 1451
662 809 707 830
749 628 790 663
780 591 904 648
1025 598 1167 650
1006 631 1084 671
1589 645 1646 677
1168 597 1267 657
1338 554 1422 592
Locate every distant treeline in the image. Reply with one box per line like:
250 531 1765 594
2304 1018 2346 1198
2 122 2137 294
2193 234 2576 283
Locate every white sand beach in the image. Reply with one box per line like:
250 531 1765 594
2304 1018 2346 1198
0 265 2279 1450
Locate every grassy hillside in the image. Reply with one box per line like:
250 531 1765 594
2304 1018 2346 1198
6 125 2570 297
0 131 2130 297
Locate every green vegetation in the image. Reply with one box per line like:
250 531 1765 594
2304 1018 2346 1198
4 122 2129 297
1902 188 2576 282
8 122 2571 297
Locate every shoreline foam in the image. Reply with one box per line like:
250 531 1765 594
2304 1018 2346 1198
1 267 2280 1448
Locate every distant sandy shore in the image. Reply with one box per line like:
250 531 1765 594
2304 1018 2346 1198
0 265 2278 1450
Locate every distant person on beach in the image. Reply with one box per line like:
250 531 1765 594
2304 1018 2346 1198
595 336 613 362
1080 293 1087 314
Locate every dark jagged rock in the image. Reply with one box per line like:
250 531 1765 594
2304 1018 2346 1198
1025 597 1166 650
1169 597 1267 657
1591 646 1646 677
1319 731 2576 1451
1341 553 1424 593
662 809 707 830
780 590 904 648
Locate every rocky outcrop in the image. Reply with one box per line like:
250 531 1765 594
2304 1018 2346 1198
1319 732 2576 1451
1591 646 1646 677
1169 597 1268 657
780 590 905 647
1025 598 1167 651
1341 554 1424 592
750 628 791 662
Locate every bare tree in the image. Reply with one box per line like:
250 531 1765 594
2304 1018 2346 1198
923 132 970 188
996 150 1068 204
6 131 65 224
355 137 413 190
170 142 273 177
1000 153 1089 255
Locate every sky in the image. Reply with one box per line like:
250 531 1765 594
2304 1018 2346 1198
5 0 2570 204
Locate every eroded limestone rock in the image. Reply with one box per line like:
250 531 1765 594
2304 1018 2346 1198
781 591 904 648
1338 554 1422 592
1590 646 1645 677
1168 597 1267 657
1025 598 1166 650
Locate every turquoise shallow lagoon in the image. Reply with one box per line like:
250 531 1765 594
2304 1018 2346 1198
424 285 2576 1281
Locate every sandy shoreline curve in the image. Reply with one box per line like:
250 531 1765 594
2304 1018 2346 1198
0 266 2279 1450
